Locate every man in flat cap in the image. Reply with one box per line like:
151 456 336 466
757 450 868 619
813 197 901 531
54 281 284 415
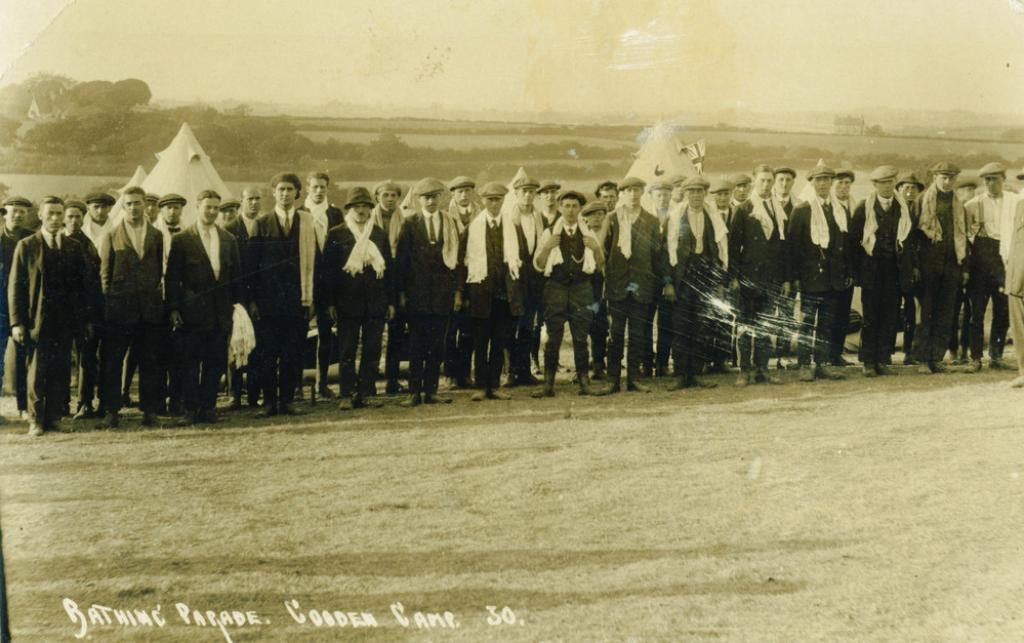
849 166 915 375
532 189 607 397
224 186 262 409
948 174 980 365
9 197 91 436
538 181 562 230
662 176 728 390
962 162 1017 371
165 190 244 424
1004 177 1024 388
911 162 969 373
250 172 317 416
323 187 395 410
581 201 611 379
218 199 241 228
305 172 344 400
445 176 478 389
371 180 408 394
599 176 662 393
144 194 160 225
509 174 544 386
82 192 115 246
63 200 103 418
829 168 858 367
1 196 31 418
668 174 688 211
770 166 801 369
97 187 164 428
708 179 737 371
396 177 460 406
896 172 925 364
647 179 675 378
728 164 791 385
730 174 752 211
789 163 852 382
457 181 526 401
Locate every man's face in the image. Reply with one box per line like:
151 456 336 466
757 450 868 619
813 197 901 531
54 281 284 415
274 182 297 208
220 207 240 226
198 197 221 226
123 194 145 225
934 174 955 192
559 199 581 225
584 210 606 230
900 184 920 202
713 191 730 210
87 202 111 224
874 179 896 199
351 204 372 224
540 189 558 209
64 206 84 235
378 189 399 211
752 174 773 199
483 196 503 216
671 184 685 202
835 177 853 200
685 188 706 210
985 175 1005 197
145 200 159 223
774 174 794 197
42 203 64 234
419 193 439 214
813 176 834 199
308 178 328 204
161 204 182 226
516 187 536 208
652 188 671 210
957 186 977 202
622 186 643 208
453 187 474 207
732 182 751 202
598 187 618 210
6 206 27 229
242 190 261 218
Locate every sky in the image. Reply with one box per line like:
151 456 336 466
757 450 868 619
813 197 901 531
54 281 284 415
1 0 1023 118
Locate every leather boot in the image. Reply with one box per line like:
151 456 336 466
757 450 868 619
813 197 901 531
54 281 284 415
578 372 609 396
532 367 556 398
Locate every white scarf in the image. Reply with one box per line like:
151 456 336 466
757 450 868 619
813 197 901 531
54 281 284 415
535 218 596 276
83 215 113 246
420 209 460 271
274 205 317 307
465 211 521 283
809 196 849 249
750 196 786 241
666 204 729 269
861 192 912 256
305 196 330 251
449 200 477 235
614 205 639 260
342 211 386 278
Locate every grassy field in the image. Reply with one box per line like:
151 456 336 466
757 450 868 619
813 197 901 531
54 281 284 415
2 358 1024 641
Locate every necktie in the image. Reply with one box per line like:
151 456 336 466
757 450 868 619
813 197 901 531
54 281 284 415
428 216 437 243
764 200 778 229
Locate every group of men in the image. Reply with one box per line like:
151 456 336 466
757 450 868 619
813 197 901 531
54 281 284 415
6 159 1024 436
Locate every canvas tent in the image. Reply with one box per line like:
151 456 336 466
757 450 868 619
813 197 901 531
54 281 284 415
623 122 697 212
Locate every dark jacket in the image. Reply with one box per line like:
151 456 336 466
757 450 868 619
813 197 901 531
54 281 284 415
9 232 88 341
323 222 395 318
251 210 304 319
664 209 725 290
225 216 259 306
165 224 244 332
1 226 28 327
602 209 662 304
67 229 103 325
396 212 457 316
457 218 526 319
788 200 851 293
727 200 789 285
313 205 344 311
99 220 165 325
849 198 916 294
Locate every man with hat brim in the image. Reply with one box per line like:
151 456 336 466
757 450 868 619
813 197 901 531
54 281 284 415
1 196 32 418
250 172 317 417
164 190 245 425
218 199 241 228
729 174 752 211
895 171 926 364
537 181 562 230
63 200 104 419
9 197 92 436
648 179 675 378
323 187 395 411
788 163 852 382
728 164 791 386
508 174 545 386
829 167 858 367
947 174 979 365
82 192 116 245
849 165 916 376
661 176 728 390
961 162 1017 372
532 189 607 398
707 178 737 372
909 162 969 373
598 175 662 394
96 186 165 429
581 201 611 379
370 179 408 394
304 172 344 401
224 186 263 409
142 193 159 224
668 174 688 208
456 181 527 401
445 176 479 390
395 177 460 406
770 166 802 369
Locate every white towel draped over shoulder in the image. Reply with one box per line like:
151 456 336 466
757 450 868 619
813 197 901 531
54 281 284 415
229 303 256 367
465 210 522 283
534 218 596 276
343 211 386 278
861 192 912 256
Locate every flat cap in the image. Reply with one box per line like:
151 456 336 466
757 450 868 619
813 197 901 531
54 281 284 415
538 181 561 193
84 192 115 206
957 174 979 188
158 193 187 207
581 201 608 217
773 166 796 178
667 174 688 186
594 180 618 195
978 162 1007 178
344 186 374 209
218 199 241 211
478 182 509 199
2 195 32 208
512 175 540 190
270 172 302 190
413 177 446 197
373 180 403 196
619 176 646 191
557 189 586 204
836 168 856 181
730 173 753 185
869 165 899 182
709 179 733 194
64 199 87 212
681 176 711 191
144 193 159 203
930 161 960 176
448 176 476 191
806 163 836 180
895 172 925 190
648 179 673 192
196 189 221 202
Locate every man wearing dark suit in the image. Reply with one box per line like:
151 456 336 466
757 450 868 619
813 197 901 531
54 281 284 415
305 172 344 399
165 190 244 424
772 167 800 368
709 179 736 371
225 186 262 409
830 169 858 367
600 176 663 394
849 166 916 376
587 183 618 380
324 187 395 410
1 196 31 419
97 187 164 427
445 176 478 389
371 180 408 394
509 175 544 386
895 173 925 364
648 179 675 378
62 200 103 416
10 197 90 436
789 164 852 382
395 177 460 406
251 173 314 416
728 165 791 386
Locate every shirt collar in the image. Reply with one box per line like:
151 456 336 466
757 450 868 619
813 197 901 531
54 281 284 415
41 229 60 248
275 205 296 220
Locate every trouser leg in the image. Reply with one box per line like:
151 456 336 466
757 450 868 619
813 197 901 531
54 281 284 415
315 306 334 392
991 292 1010 359
1008 295 1024 375
607 300 627 381
831 286 854 362
358 318 385 399
471 315 492 389
339 318 360 398
625 297 649 382
423 315 448 397
797 293 823 366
